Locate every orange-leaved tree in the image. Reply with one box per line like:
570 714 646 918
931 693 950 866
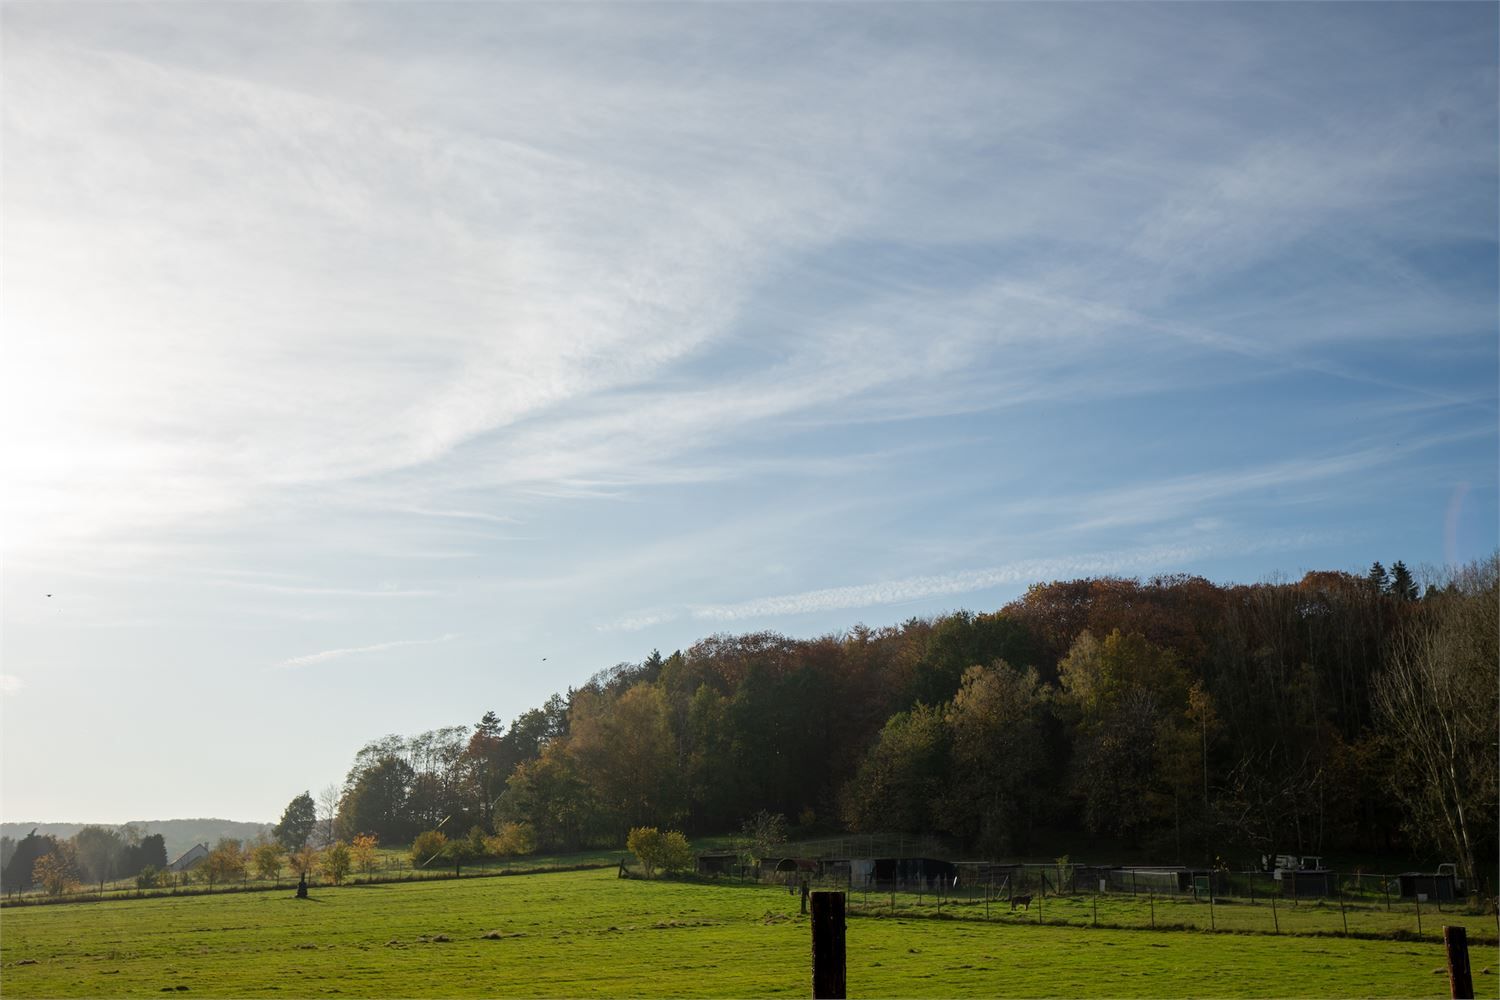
350 834 379 879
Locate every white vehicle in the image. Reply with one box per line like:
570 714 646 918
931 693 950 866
1436 863 1467 893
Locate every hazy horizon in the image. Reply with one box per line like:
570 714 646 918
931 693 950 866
3 2 1496 824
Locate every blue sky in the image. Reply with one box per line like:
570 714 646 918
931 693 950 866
2 2 1495 824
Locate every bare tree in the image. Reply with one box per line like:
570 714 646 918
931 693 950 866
1373 557 1498 890
315 784 340 848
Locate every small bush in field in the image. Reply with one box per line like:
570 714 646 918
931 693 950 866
411 830 448 869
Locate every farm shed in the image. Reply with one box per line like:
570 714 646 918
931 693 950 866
832 857 875 885
770 857 819 876
695 851 741 877
1104 867 1225 895
1280 868 1336 897
1072 864 1116 891
870 857 957 890
952 861 1019 889
1397 872 1457 901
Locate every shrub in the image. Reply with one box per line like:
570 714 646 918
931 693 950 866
486 822 537 860
252 842 285 882
627 827 664 879
321 842 352 885
627 827 693 879
135 864 161 889
660 831 693 874
411 830 448 869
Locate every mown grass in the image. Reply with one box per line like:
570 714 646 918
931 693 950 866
2 868 1491 998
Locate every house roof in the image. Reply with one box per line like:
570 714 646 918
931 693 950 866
167 843 210 871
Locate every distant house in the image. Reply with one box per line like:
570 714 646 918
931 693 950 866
167 843 210 873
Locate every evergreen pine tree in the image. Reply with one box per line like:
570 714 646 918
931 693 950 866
1388 561 1419 601
1367 561 1389 593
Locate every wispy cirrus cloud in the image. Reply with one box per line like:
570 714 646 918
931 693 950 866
3 2 1494 826
278 633 458 670
603 532 1338 631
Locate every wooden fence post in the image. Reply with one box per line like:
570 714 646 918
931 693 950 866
1443 926 1474 1000
812 891 846 1000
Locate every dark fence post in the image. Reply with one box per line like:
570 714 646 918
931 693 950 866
812 891 846 1000
1443 926 1474 1000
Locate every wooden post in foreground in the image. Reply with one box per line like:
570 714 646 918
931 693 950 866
812 891 846 1000
1443 926 1474 1000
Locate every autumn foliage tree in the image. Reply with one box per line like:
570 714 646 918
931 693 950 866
350 834 379 879
289 844 320 880
942 661 1050 853
485 822 536 860
34 845 79 896
251 841 285 882
202 839 246 891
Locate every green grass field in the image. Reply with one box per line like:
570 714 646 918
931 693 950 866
2 868 1494 998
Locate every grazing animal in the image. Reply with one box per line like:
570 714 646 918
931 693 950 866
1011 894 1033 911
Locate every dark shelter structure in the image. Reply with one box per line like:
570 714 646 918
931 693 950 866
870 857 957 891
1398 872 1457 901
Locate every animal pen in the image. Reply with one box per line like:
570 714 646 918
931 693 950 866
696 854 1498 945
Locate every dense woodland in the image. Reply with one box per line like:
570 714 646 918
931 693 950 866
325 558 1497 890
4 561 1493 898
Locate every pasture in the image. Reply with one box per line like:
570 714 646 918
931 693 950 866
1 868 1489 998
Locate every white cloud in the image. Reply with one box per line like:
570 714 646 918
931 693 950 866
278 633 458 670
605 532 1339 630
0 675 24 696
7 3 1489 565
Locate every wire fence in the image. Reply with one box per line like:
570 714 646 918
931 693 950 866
0 854 615 908
754 863 1500 943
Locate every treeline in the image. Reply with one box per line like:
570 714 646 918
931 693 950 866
329 558 1497 888
0 820 272 863
1 827 168 893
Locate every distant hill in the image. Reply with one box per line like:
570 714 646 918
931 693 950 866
1 819 273 862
